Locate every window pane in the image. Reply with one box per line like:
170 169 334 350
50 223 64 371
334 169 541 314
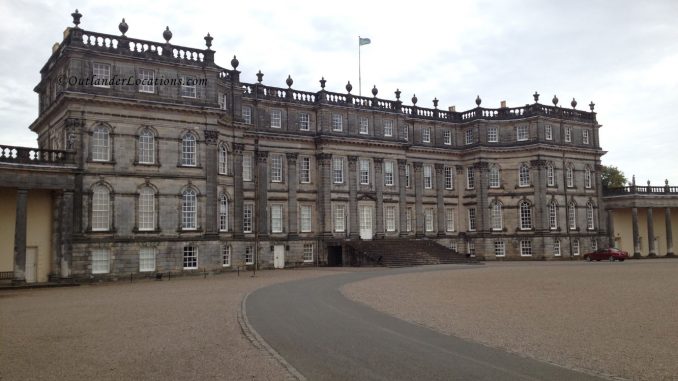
139 187 155 231
92 249 110 274
139 247 155 272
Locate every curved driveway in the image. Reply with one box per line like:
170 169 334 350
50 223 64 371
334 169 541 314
245 265 603 381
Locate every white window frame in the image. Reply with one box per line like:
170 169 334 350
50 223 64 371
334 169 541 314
139 247 155 272
359 159 370 185
333 158 344 184
583 129 590 144
549 202 558 230
303 244 314 262
446 208 455 232
92 126 110 162
519 201 532 230
139 68 155 93
573 239 580 256
222 245 231 267
516 125 528 141
487 127 498 143
218 93 227 110
183 246 198 269
245 246 254 265
181 189 197 230
520 240 532 257
92 185 110 231
565 127 572 142
554 240 561 256
425 208 434 232
547 164 555 186
331 114 343 132
545 124 553 141
92 248 110 274
299 112 310 131
586 202 595 230
468 208 476 231
138 187 155 231
243 203 254 233
384 120 393 137
489 165 500 188
92 63 111 88
445 167 454 190
491 202 503 231
334 204 346 232
219 194 228 232
584 167 592 188
300 157 311 183
465 129 473 145
271 204 283 233
566 165 574 188
271 109 282 128
242 106 252 124
423 165 433 189
569 202 577 230
218 144 228 175
243 154 252 182
518 164 530 187
181 133 197 167
466 167 475 190
405 165 411 188
494 241 506 257
359 117 369 134
422 127 431 143
385 206 396 232
300 205 312 233
180 75 197 98
591 239 598 251
443 130 452 145
138 129 155 165
271 155 283 183
406 207 413 232
384 161 394 187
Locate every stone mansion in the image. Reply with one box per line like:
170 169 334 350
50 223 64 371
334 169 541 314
0 11 611 282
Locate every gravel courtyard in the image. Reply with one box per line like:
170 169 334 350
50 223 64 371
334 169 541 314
343 259 678 381
0 268 362 381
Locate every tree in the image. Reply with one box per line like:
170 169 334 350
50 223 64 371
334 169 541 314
601 165 627 188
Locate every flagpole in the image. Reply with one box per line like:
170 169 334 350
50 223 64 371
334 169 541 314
358 36 362 97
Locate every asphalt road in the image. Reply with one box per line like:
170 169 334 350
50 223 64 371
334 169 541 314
245 265 604 381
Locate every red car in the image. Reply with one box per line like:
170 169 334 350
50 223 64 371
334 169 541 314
584 248 629 262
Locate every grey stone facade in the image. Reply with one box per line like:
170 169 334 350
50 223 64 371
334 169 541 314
18 13 608 280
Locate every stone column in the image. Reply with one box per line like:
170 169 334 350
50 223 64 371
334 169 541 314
60 190 74 278
316 153 333 238
204 130 219 235
413 162 424 238
232 143 244 238
647 207 656 256
607 209 615 248
474 162 489 232
13 189 28 283
374 158 384 239
398 159 408 237
632 207 641 257
435 164 446 236
665 208 674 256
348 156 359 239
256 151 269 238
286 153 298 238
530 159 548 231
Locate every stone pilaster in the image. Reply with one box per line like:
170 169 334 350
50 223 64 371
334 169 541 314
632 207 641 257
647 208 656 256
13 189 28 283
232 143 244 238
665 208 674 256
607 209 615 248
456 165 465 232
348 156 359 239
256 150 269 238
530 159 548 231
204 130 219 235
374 158 384 239
60 190 74 278
474 161 489 232
413 162 424 238
316 153 333 237
286 153 299 238
435 163 445 236
398 159 408 237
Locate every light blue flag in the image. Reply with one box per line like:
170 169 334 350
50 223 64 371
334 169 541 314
359 37 371 46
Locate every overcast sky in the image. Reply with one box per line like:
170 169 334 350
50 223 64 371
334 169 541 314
1 0 676 184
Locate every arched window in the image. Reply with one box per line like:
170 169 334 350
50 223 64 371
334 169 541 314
518 164 530 187
182 189 197 229
586 202 595 230
489 165 500 188
546 164 555 186
566 164 574 188
218 144 228 175
138 187 155 231
181 133 197 166
219 194 228 232
138 129 155 164
584 167 592 188
549 201 558 230
568 201 577 230
92 125 110 161
491 201 503 230
519 201 532 229
92 185 110 231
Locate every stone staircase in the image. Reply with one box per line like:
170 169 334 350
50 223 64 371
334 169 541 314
344 239 475 267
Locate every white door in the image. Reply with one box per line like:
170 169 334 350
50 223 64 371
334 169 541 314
273 245 285 269
25 247 38 283
360 206 373 240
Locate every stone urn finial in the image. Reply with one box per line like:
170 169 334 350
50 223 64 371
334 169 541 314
286 75 293 88
552 94 559 106
319 77 326 89
163 26 172 43
533 91 540 102
346 81 353 94
433 98 439 109
475 95 481 106
589 101 595 111
231 55 239 69
395 89 401 100
204 33 213 50
118 18 128 36
71 9 82 27
371 85 378 97
412 94 418 105
571 98 577 109
256 70 263 83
